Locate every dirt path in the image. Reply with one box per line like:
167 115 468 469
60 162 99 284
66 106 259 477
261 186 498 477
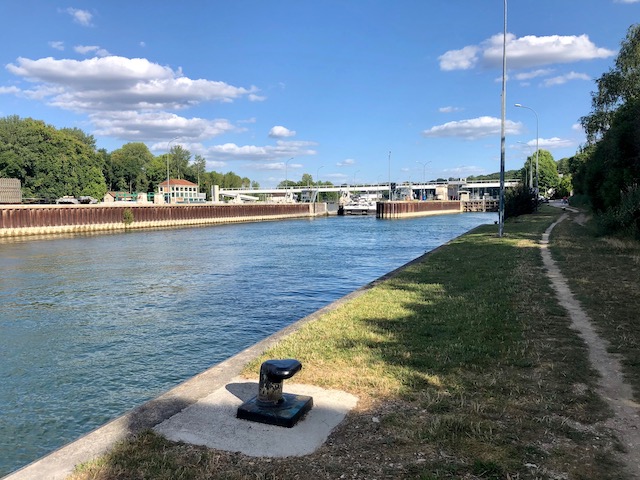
541 210 640 478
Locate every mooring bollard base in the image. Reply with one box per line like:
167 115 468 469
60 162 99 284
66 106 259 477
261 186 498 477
237 392 313 428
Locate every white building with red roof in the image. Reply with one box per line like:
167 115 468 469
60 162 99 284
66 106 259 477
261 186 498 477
158 179 206 204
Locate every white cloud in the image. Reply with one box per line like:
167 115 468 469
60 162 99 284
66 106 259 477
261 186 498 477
615 0 640 3
74 45 111 57
93 111 238 141
238 117 256 124
543 71 591 87
248 93 266 102
4 55 261 141
49 41 64 51
325 173 348 181
572 123 584 132
22 84 65 100
7 56 173 90
268 125 296 138
204 140 317 162
6 56 257 108
0 86 21 95
439 45 480 71
337 158 356 167
515 69 554 81
422 116 522 140
439 106 463 113
443 165 486 176
65 8 93 27
207 160 227 168
536 137 575 149
440 33 615 71
516 137 574 150
253 162 289 171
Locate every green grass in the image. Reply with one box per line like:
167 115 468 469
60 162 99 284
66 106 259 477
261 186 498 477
70 207 635 480
549 210 640 400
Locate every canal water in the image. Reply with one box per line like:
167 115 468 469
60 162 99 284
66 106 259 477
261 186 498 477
0 212 493 475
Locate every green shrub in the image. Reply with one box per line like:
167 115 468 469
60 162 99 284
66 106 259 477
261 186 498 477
123 208 134 226
504 185 535 219
596 184 640 239
568 193 590 208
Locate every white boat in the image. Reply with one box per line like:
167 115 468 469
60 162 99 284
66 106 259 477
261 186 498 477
342 199 377 215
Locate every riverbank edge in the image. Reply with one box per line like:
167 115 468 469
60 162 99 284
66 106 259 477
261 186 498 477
2 225 468 480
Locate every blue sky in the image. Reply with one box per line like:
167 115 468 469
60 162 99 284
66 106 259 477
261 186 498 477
1 1 638 187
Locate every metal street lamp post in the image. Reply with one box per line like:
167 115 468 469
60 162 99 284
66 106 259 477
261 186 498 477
517 141 534 189
316 165 324 201
515 103 539 202
416 161 431 201
388 151 391 201
498 0 507 237
166 136 178 204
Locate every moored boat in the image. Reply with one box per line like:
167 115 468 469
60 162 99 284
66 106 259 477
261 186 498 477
342 199 377 215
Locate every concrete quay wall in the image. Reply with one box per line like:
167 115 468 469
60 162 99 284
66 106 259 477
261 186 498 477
0 203 327 238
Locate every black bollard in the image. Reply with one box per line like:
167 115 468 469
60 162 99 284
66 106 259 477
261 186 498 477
237 358 313 428
257 359 302 405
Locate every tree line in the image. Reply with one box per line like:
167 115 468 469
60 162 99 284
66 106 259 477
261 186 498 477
0 115 255 201
469 24 639 237
2 25 638 238
573 24 640 239
467 152 571 201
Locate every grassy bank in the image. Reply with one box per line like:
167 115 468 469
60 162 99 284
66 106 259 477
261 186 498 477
71 207 635 479
549 211 640 401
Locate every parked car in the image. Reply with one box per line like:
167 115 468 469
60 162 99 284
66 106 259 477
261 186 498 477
56 196 79 204
56 195 98 204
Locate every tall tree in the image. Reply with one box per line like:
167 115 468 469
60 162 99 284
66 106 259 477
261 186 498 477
60 127 97 151
534 150 560 196
168 145 191 179
298 173 312 186
581 98 640 211
188 154 207 188
581 24 640 143
110 142 154 192
566 145 595 196
222 171 244 188
146 155 170 191
0 116 106 199
556 157 571 175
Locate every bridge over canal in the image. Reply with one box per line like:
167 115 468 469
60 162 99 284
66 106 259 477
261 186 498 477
216 179 520 203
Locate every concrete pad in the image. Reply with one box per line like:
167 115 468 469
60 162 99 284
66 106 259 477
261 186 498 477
154 378 358 457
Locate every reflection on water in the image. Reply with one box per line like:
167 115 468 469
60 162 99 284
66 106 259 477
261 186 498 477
0 213 492 475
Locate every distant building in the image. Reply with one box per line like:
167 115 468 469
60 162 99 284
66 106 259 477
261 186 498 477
104 192 138 202
158 179 206 204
